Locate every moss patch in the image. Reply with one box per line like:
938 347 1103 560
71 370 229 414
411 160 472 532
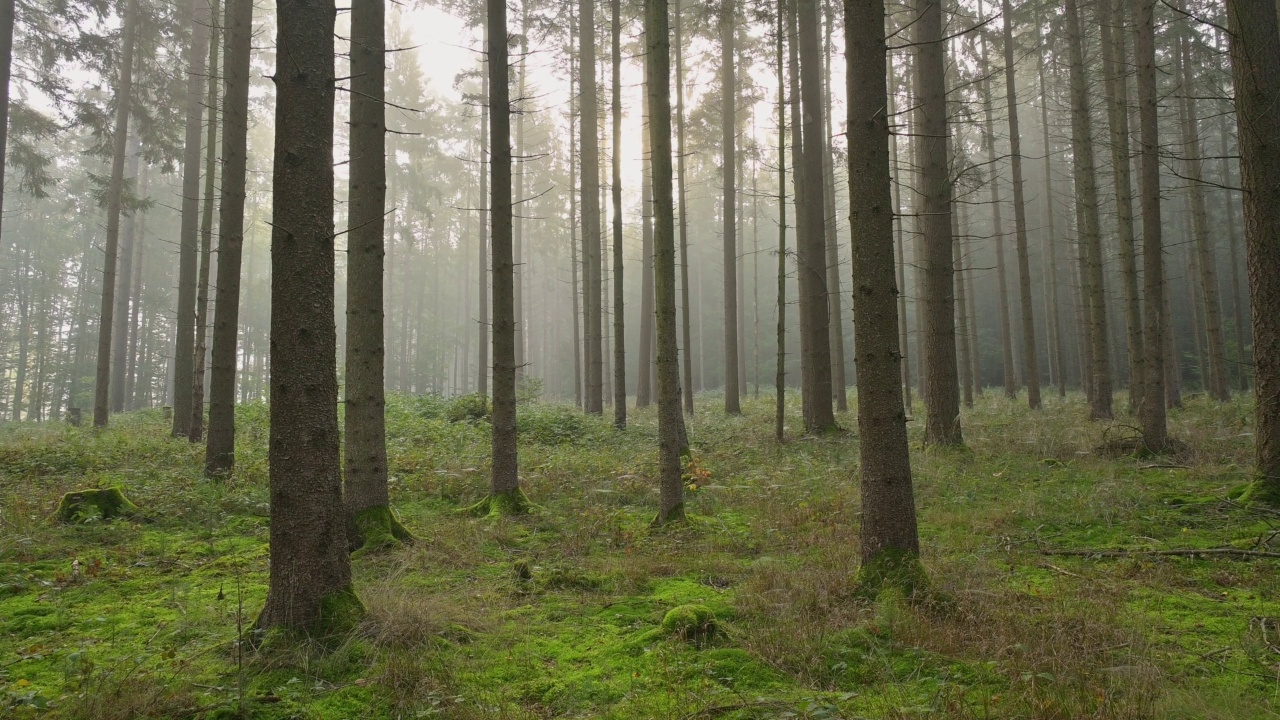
351 504 414 555
659 604 717 646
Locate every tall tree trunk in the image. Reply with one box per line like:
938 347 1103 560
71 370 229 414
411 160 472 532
646 0 684 525
1225 0 1280 490
915 0 961 445
1220 117 1249 393
478 46 490 397
822 0 847 411
110 138 140 414
92 0 137 428
191 9 220 440
847 0 920 573
1098 0 1143 412
955 209 973 408
978 3 1016 401
674 0 693 415
485 0 524 513
581 0 603 414
205 0 251 475
125 204 146 408
1065 0 1113 420
637 88 656 408
1001 0 1041 409
258 0 355 634
0 0 15 246
1136 0 1168 450
610 0 627 426
514 3 528 387
775 0 787 440
797 0 834 432
720 0 741 414
345 0 408 547
888 63 912 408
172 0 211 437
569 45 582 409
1035 14 1067 399
1176 31 1230 402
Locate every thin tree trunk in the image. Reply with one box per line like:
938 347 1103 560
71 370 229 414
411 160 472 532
0 0 15 246
478 44 490 397
486 0 524 512
610 0 627 425
637 87 657 408
720 0 741 414
646 0 684 524
581 0 603 414
847 0 920 568
172 0 211 436
978 3 1016 401
1098 0 1143 412
569 45 582 409
822 0 847 411
1001 0 1041 409
191 10 220 440
92 0 138 428
514 4 528 387
258 0 354 634
1065 0 1113 419
1225 0 1280 490
775 0 787 440
1220 118 1248 393
916 0 962 445
797 0 834 432
205 0 251 475
1176 31 1230 401
110 139 140 414
955 207 973 408
888 64 912 408
674 0 693 415
125 206 145 408
1136 0 1168 450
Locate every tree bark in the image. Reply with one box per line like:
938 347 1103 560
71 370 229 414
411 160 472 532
205 0 251 476
92 0 138 428
646 0 684 525
775 0 787 440
172 0 211 437
0 0 14 246
1065 0 1113 420
258 0 355 634
797 0 834 432
581 0 603 414
823 0 847 411
191 8 220 441
637 89 656 409
111 139 140 414
1225 0 1280 490
1136 0 1168 450
1176 31 1230 402
674 0 693 415
478 40 490 397
1001 0 1041 409
888 63 912 408
915 0 962 445
610 0 626 427
345 0 407 548
846 0 920 570
486 0 523 513
978 1 1016 401
719 0 741 414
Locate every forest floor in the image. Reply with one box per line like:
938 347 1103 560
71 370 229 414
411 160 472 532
2 391 1279 719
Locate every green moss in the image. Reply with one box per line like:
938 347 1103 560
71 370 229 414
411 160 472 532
350 505 413 556
854 547 929 601
316 585 365 637
659 604 717 647
650 502 686 527
462 488 534 517
53 487 141 523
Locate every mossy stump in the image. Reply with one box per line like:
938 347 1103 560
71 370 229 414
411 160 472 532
660 604 717 647
54 487 142 523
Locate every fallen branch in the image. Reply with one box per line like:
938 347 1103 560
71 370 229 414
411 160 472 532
1041 547 1280 560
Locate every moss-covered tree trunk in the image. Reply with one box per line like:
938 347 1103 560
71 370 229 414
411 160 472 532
258 0 357 634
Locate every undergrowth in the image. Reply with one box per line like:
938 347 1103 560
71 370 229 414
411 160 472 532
1 392 1277 718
